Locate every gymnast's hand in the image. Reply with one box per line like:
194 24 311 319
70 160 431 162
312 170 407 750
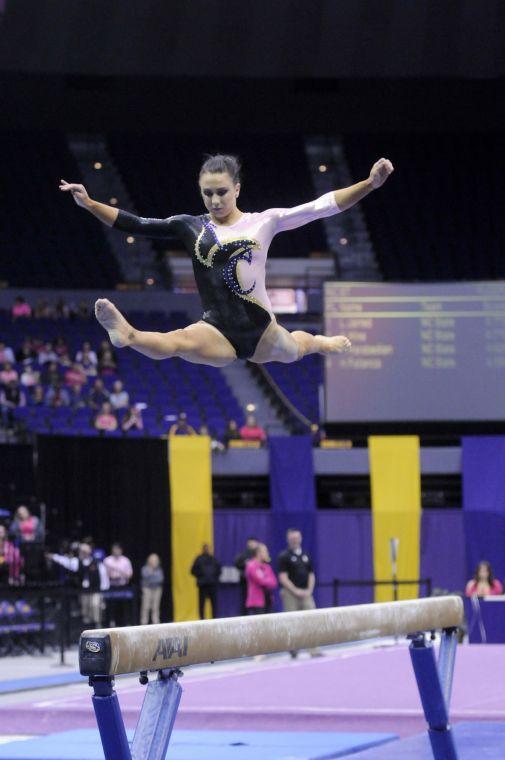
368 158 394 189
59 179 92 209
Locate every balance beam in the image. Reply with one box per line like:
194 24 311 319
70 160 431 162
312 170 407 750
79 595 462 677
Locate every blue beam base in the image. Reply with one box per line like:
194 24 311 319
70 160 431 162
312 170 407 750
91 676 131 760
131 669 183 760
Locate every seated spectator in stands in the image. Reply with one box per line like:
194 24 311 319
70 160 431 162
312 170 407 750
191 544 222 619
58 351 72 368
0 524 23 584
97 339 116 364
1 380 26 412
0 342 15 365
140 553 164 625
240 414 266 444
54 336 68 357
465 561 504 597
88 378 110 410
45 381 70 408
34 298 55 320
223 419 241 447
38 342 58 366
42 360 61 387
30 384 45 406
16 337 37 365
94 401 118 432
110 380 129 410
0 362 19 386
199 423 225 452
64 362 87 389
11 296 32 321
20 365 39 388
122 405 143 433
47 542 109 627
31 335 44 355
245 543 277 615
104 542 134 627
10 506 44 544
76 341 98 366
55 298 72 320
98 348 117 376
69 384 87 409
169 412 196 436
77 300 91 320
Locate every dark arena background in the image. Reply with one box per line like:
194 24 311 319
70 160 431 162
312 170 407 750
0 2 505 759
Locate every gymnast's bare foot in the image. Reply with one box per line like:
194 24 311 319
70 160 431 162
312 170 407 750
316 335 352 354
95 299 134 348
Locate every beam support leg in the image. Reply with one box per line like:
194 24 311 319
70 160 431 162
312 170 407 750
91 676 132 760
409 632 458 760
131 668 183 760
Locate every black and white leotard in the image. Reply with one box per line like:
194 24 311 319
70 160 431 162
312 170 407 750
113 192 341 359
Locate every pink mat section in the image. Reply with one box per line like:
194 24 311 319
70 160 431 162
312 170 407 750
1 644 504 738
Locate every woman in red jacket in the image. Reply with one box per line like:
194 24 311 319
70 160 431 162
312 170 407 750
245 543 277 615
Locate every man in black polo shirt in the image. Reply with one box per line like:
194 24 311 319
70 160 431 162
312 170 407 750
278 528 321 658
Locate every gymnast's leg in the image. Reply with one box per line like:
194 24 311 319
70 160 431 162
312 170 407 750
250 320 351 364
95 298 237 368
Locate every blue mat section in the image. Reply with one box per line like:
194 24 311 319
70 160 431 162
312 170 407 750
0 728 397 759
0 673 84 695
351 722 505 759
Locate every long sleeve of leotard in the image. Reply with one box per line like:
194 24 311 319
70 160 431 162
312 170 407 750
269 191 341 233
113 209 179 239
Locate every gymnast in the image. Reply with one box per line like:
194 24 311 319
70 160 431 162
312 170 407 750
59 154 393 367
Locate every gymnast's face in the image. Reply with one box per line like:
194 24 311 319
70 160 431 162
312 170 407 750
199 172 240 221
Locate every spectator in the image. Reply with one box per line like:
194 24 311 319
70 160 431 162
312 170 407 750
38 342 58 366
69 384 87 409
199 423 225 452
47 542 109 627
239 414 266 444
110 380 130 410
278 528 321 658
0 524 23 584
77 300 91 319
0 362 19 386
10 506 44 544
98 348 117 376
58 351 72 368
0 342 15 365
97 339 116 363
54 336 68 357
41 361 60 387
34 298 54 320
16 337 37 365
234 537 260 615
140 553 164 625
465 561 504 597
11 296 32 320
223 419 241 448
88 378 110 410
1 380 26 418
104 542 133 627
191 544 222 619
245 543 277 615
20 365 39 388
76 341 98 366
169 412 196 436
55 298 72 320
64 363 87 389
94 402 118 432
45 382 70 407
30 384 45 406
122 405 143 433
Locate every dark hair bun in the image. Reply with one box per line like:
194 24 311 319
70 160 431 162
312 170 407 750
199 154 241 184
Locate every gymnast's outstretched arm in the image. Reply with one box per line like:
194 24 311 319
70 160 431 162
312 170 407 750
273 157 394 233
59 180 174 237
